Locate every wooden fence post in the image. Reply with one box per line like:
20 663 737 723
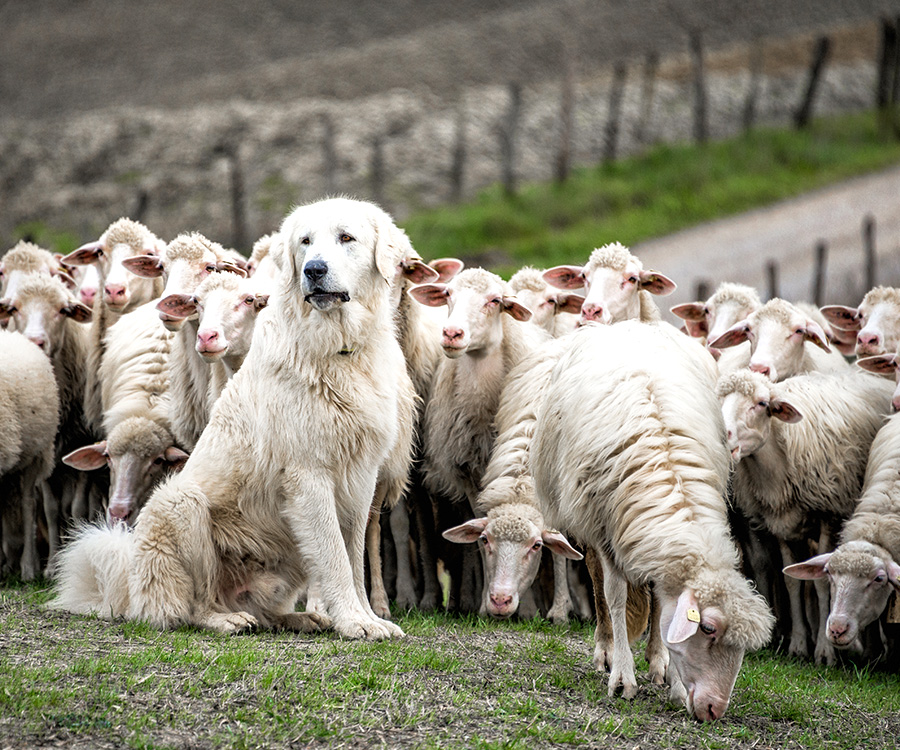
500 82 522 197
766 260 779 301
634 51 658 144
812 240 827 306
320 113 337 196
450 95 467 203
214 142 248 252
742 40 764 133
794 36 831 129
694 279 711 302
555 48 575 184
603 63 628 164
370 135 385 207
690 30 708 144
863 215 877 290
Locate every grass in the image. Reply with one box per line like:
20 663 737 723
1 580 899 749
402 109 900 276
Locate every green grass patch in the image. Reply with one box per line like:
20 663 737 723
403 109 900 275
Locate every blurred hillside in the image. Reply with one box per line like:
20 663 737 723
1 0 898 251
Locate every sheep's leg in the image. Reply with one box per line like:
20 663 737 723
389 501 418 611
600 550 637 698
813 525 836 666
414 490 442 611
645 587 669 685
41 479 61 577
365 488 391 620
780 540 809 659
569 559 594 621
585 546 612 671
546 555 573 624
19 479 38 581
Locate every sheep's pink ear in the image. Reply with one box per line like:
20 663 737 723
54 268 77 290
888 561 900 591
856 354 899 376
667 588 701 644
783 553 832 580
442 518 488 544
62 301 92 323
820 305 862 331
707 321 750 350
156 294 198 319
803 321 831 352
638 270 677 296
253 294 270 311
122 255 164 278
541 530 583 560
163 446 190 471
408 283 449 307
400 258 440 285
828 326 858 356
217 260 248 278
430 258 464 283
670 302 707 322
556 293 585 315
62 442 108 471
543 265 585 290
684 318 709 338
502 296 532 322
769 398 802 423
62 242 103 267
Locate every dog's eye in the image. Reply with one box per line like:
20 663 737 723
339 233 355 244
300 237 310 246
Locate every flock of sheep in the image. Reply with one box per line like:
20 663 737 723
1 196 899 723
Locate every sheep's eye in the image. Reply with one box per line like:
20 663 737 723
205 264 217 273
243 296 254 306
627 275 639 284
153 456 165 466
795 328 805 336
531 541 543 552
479 534 489 547
874 574 886 583
702 306 710 315
339 233 355 243
699 622 716 636
757 401 768 409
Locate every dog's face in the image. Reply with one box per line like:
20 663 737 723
279 198 407 312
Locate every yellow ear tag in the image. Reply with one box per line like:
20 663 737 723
887 592 900 624
687 608 701 623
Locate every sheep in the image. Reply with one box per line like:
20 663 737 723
0 331 60 580
784 411 900 656
247 232 283 283
670 282 761 352
856 351 900 412
531 320 774 722
709 297 850 382
51 197 414 641
717 368 893 664
1 241 67 304
542 242 676 325
408 267 546 612
131 232 240 450
63 218 165 315
821 286 900 357
508 266 582 337
0 275 94 564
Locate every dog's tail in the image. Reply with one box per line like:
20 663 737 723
49 523 135 619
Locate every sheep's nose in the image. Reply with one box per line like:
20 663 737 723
490 593 513 609
197 330 219 347
104 284 127 302
80 288 97 305
303 260 328 282
443 327 464 342
581 303 604 322
749 363 771 378
28 336 46 350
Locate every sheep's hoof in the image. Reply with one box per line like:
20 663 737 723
647 658 668 685
547 606 570 625
787 636 809 660
592 644 612 672
814 643 836 667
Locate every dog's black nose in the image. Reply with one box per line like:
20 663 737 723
304 259 328 282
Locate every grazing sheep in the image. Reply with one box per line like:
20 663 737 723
0 274 94 561
718 368 893 664
409 267 545 611
709 297 850 382
52 197 414 641
784 412 900 656
0 331 60 580
532 321 773 722
821 286 900 357
670 282 761 352
543 242 676 325
508 266 583 337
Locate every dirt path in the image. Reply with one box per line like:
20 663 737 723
635 163 900 318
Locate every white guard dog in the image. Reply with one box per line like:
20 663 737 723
52 197 416 640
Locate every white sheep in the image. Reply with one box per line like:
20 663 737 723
132 233 239 450
821 286 900 358
52 197 414 641
670 282 761 352
709 297 850 382
0 331 60 580
784 411 900 656
718 368 893 664
543 242 676 325
0 274 95 553
409 267 545 612
508 266 582 337
1 241 69 306
531 321 774 722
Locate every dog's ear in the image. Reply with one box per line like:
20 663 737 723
372 209 415 282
